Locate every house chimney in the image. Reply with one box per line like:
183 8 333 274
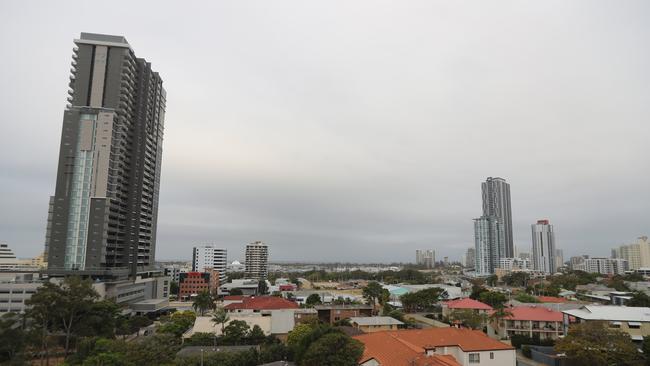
424 345 436 356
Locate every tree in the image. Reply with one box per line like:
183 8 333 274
258 280 269 295
305 293 322 307
362 281 384 308
555 322 640 366
170 281 179 296
0 313 26 363
486 275 498 286
248 325 266 344
26 276 99 356
387 309 405 323
400 287 445 313
449 309 486 330
75 300 121 338
287 323 315 348
514 292 539 303
502 272 530 287
222 320 250 344
626 291 650 307
212 307 230 334
300 332 365 366
192 290 215 316
489 306 513 338
478 290 508 308
158 311 196 337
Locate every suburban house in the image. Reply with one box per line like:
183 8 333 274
562 305 650 342
354 327 516 366
489 306 563 340
441 298 493 317
314 304 373 324
349 316 403 333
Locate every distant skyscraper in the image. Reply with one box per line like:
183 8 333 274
482 177 514 257
45 33 166 277
474 216 505 275
611 236 650 270
531 220 556 274
465 248 475 269
192 246 227 283
415 249 435 268
555 249 564 269
245 241 269 279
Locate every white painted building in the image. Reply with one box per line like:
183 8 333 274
192 246 227 283
574 257 629 275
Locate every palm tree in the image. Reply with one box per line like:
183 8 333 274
211 307 230 334
192 290 214 316
489 306 513 339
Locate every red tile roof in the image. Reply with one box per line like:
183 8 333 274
224 296 299 310
501 306 563 322
223 295 245 301
444 298 493 310
354 327 514 365
537 296 567 303
355 331 462 366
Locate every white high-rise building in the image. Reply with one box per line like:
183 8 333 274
415 249 435 268
474 216 505 276
192 246 227 283
245 241 269 279
531 220 556 274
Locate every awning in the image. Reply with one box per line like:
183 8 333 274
610 321 622 326
631 335 644 341
628 322 642 327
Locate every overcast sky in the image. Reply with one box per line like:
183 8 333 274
1 1 649 263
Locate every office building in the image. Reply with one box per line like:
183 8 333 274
531 220 556 274
45 33 166 278
482 177 514 257
245 241 269 279
192 246 227 283
415 249 435 268
611 236 650 270
465 248 475 269
474 216 505 275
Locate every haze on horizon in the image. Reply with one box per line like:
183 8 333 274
0 0 648 263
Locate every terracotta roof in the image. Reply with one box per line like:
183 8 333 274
537 296 567 303
223 295 245 301
444 298 493 310
501 306 563 322
355 331 462 366
354 327 514 364
224 296 299 310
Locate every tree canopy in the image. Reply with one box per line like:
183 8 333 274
555 321 640 366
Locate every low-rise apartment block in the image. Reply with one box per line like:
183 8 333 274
490 306 563 341
562 305 650 342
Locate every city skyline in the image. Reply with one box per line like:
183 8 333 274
1 1 649 263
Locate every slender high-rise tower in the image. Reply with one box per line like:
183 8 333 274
474 216 505 275
245 241 269 279
482 177 514 258
45 33 166 278
531 220 556 274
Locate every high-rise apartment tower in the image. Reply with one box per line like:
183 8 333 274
531 220 556 274
45 33 166 278
192 246 228 283
415 249 435 269
482 177 514 257
474 216 505 275
245 241 269 279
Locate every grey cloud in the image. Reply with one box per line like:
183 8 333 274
1 0 649 263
